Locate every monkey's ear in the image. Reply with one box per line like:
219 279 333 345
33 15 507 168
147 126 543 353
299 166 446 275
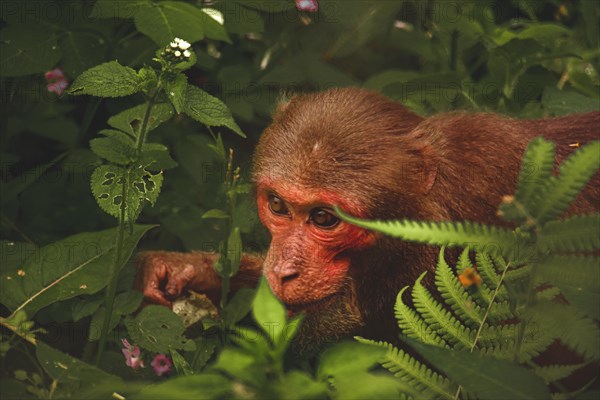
274 91 294 115
416 144 438 195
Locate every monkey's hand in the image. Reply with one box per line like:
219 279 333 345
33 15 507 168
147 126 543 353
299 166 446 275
135 251 220 307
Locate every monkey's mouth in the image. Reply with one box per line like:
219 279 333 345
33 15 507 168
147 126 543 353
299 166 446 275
284 292 339 315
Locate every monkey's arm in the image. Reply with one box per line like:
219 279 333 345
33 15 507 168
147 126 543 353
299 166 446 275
135 251 264 307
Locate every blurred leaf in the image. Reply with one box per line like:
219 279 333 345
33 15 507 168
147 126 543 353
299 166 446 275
134 1 207 46
542 87 600 116
59 31 108 77
240 0 293 12
253 278 286 343
134 373 230 399
163 74 187 114
273 371 326 400
317 341 386 379
91 0 149 19
68 61 140 97
0 25 62 77
224 287 255 325
201 8 231 43
125 305 195 353
0 225 154 316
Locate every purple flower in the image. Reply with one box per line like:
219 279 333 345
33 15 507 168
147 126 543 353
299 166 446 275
151 354 172 377
44 67 69 95
121 339 145 370
296 0 318 13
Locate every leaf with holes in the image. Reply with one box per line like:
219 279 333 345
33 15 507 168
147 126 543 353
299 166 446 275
125 305 195 353
107 103 174 137
90 164 163 222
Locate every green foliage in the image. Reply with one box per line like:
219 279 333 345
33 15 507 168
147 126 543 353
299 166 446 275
341 137 599 398
68 61 141 97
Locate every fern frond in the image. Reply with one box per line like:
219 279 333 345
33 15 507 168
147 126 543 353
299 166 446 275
503 265 532 283
539 214 600 252
456 247 472 273
435 251 484 327
412 273 472 349
335 210 517 259
536 255 600 291
395 287 448 347
534 363 587 383
475 252 508 302
532 141 600 224
514 137 556 209
530 301 600 361
475 323 554 363
356 338 456 399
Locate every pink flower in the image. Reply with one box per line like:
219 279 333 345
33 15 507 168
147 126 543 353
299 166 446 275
151 354 172 377
296 0 318 13
121 338 145 370
44 67 69 95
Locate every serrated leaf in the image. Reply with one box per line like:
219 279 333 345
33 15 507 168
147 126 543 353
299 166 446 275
107 103 174 137
91 164 163 222
0 26 62 77
68 61 140 97
163 74 187 113
183 85 245 137
89 136 134 165
539 214 600 252
0 225 154 317
134 1 206 46
125 305 195 353
141 143 178 171
514 137 556 211
253 278 286 343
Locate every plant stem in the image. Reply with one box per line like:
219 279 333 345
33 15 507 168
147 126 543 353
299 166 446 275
453 261 511 400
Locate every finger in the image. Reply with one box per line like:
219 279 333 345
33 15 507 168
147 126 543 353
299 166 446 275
165 263 197 299
144 278 172 307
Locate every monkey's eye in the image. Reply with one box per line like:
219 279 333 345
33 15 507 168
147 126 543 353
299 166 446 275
310 208 339 228
268 194 289 215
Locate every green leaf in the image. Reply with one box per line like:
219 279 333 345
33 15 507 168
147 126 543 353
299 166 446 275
201 8 231 43
395 287 448 347
0 25 62 77
108 103 174 137
407 339 552 400
125 305 195 353
141 143 178 171
37 342 121 388
534 363 587 383
227 227 242 277
273 371 327 400
318 341 387 379
170 349 193 376
211 347 259 383
68 61 140 97
134 1 207 46
201 209 230 219
0 225 154 316
89 136 134 165
183 85 245 137
163 74 187 114
91 164 163 222
513 137 556 211
91 0 150 19
539 214 600 252
240 0 294 12
533 141 600 223
223 287 255 325
134 373 230 399
252 277 286 343
336 208 517 259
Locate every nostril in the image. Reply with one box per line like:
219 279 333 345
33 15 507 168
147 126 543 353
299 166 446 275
281 272 300 285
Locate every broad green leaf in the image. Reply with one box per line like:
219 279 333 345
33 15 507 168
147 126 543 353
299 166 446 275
134 1 207 45
69 61 140 97
224 4 264 34
163 74 187 114
72 295 103 322
107 103 174 137
407 339 551 400
124 305 195 353
364 70 421 91
0 225 154 317
201 8 230 43
140 143 178 171
91 164 163 222
134 373 230 399
170 349 193 376
0 25 62 77
317 341 387 379
211 348 260 383
223 287 255 325
273 371 327 400
183 85 245 137
59 31 107 77
542 88 600 115
253 278 286 343
89 136 134 165
37 342 121 388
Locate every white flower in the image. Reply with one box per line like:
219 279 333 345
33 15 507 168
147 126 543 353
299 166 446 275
174 50 181 57
183 50 191 58
178 40 191 50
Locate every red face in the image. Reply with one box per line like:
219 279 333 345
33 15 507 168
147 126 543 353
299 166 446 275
256 179 376 314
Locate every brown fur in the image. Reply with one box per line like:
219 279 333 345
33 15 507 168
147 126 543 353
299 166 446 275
137 88 599 354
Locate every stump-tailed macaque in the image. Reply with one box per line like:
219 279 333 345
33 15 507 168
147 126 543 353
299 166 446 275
136 88 599 350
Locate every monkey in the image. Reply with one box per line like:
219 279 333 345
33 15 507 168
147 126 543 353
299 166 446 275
135 88 599 353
